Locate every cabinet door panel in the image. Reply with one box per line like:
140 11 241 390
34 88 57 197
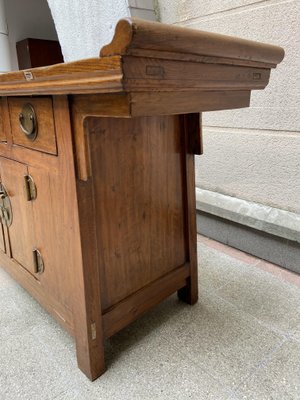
27 164 73 308
27 166 54 283
0 157 36 274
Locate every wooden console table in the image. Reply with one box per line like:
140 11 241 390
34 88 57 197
0 19 284 380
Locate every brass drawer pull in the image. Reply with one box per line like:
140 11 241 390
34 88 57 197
19 103 38 141
24 175 37 201
0 183 12 227
33 248 44 274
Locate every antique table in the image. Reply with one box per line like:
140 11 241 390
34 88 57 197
0 18 284 380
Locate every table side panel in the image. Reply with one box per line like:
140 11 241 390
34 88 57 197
88 115 187 310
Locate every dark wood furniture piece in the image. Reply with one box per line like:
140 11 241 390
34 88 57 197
0 18 284 380
16 38 63 70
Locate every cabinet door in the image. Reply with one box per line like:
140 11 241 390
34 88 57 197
27 165 54 282
26 164 70 304
0 157 36 274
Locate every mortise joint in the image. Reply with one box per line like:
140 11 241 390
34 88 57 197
145 65 165 78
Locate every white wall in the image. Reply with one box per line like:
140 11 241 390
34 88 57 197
4 0 58 70
47 0 130 62
157 0 300 214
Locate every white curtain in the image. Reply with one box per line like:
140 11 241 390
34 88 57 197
46 0 130 62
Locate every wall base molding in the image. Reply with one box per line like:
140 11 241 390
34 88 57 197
196 189 300 274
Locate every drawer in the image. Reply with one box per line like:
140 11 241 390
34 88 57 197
8 97 57 155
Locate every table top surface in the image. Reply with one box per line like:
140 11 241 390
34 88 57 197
0 18 284 97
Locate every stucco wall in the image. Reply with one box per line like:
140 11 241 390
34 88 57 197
157 0 300 214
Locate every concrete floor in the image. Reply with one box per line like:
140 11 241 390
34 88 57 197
0 236 299 400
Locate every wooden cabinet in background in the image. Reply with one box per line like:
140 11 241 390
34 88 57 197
16 38 63 69
0 18 284 380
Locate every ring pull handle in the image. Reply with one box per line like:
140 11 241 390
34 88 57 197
19 103 38 141
24 175 37 201
33 248 45 274
0 183 12 227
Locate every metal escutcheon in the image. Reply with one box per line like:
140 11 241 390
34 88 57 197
24 175 37 201
33 248 45 274
0 183 12 227
19 103 38 141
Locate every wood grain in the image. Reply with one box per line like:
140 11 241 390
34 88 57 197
0 19 283 97
123 56 271 91
103 263 190 338
70 93 130 180
0 17 285 382
0 158 36 274
88 115 187 310
101 18 284 65
0 57 122 96
0 97 80 334
52 96 106 381
127 48 277 69
130 90 251 116
8 97 57 155
1 98 13 146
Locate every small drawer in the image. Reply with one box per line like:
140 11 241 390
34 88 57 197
8 97 57 155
